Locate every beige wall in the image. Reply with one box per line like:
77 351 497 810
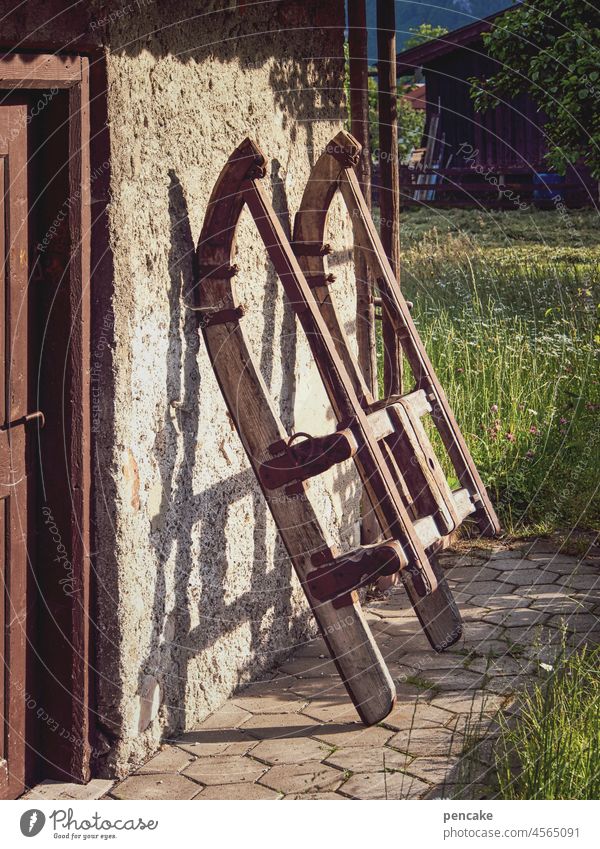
85 0 362 777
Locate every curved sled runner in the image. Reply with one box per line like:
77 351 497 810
194 136 499 725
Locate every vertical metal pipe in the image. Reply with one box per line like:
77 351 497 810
348 0 377 399
377 0 402 396
348 0 381 546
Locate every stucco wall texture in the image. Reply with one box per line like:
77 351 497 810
86 1 360 777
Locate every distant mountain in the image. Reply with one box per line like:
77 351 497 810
365 0 517 60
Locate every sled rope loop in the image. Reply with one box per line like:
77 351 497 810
194 135 499 726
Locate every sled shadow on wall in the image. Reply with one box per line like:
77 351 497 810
135 166 316 739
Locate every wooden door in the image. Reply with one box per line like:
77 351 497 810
0 103 29 800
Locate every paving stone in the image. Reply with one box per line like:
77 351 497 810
430 691 506 718
195 782 280 800
420 669 486 692
251 737 331 765
497 569 551 586
183 755 267 786
556 573 600 590
287 677 348 700
300 699 361 723
526 594 580 614
135 746 196 774
197 703 252 730
392 680 437 701
340 770 429 799
111 773 200 800
504 625 558 645
396 651 466 672
449 566 500 583
259 762 343 795
381 700 454 730
483 609 549 627
488 547 529 560
543 563 597 578
279 657 339 677
461 605 494 621
324 746 412 773
173 728 259 757
405 756 462 784
290 637 329 658
313 722 395 748
463 580 513 596
25 779 114 801
483 675 526 695
519 583 566 596
442 554 487 567
243 712 319 740
526 554 578 567
485 556 528 570
283 792 344 799
425 782 493 800
232 683 307 714
447 639 508 658
467 656 529 676
471 594 530 609
547 613 600 633
388 725 464 757
462 622 505 642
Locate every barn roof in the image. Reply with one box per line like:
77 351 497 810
396 4 519 74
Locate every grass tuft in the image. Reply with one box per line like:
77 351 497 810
495 645 600 800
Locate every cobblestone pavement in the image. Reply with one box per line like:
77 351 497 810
105 539 599 800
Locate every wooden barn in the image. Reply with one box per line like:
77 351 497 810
396 7 597 208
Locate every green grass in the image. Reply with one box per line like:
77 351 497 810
379 208 600 535
495 645 600 799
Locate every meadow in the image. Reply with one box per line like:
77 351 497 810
387 208 600 537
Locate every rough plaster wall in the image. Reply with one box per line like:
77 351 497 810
90 1 362 776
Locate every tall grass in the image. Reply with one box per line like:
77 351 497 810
495 645 600 799
383 228 600 534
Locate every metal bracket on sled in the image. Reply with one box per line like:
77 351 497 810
307 541 405 608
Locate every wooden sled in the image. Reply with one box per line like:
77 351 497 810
194 137 499 725
293 130 500 542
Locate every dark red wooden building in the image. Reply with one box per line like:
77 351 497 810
396 7 597 208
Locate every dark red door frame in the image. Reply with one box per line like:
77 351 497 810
0 53 92 786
